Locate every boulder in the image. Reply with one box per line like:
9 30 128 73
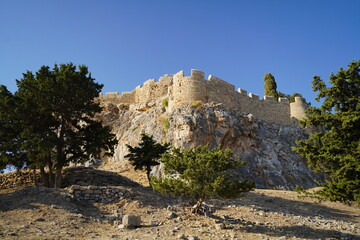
122 214 141 228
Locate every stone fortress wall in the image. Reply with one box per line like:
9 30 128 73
99 69 308 125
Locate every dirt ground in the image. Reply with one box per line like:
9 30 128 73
0 164 359 240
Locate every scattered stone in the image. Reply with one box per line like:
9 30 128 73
118 224 126 229
168 212 177 219
215 223 226 230
122 215 141 228
177 233 186 239
188 236 199 240
150 221 158 226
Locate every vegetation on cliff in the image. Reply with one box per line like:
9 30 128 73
0 63 117 188
294 60 360 204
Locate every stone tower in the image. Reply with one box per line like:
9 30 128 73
170 69 208 110
290 97 308 123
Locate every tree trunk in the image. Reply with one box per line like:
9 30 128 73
146 169 152 188
192 193 206 214
32 168 38 186
54 167 62 188
47 155 54 187
40 167 49 187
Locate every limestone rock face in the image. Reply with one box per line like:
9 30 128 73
99 99 322 190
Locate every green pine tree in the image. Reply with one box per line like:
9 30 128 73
0 63 117 188
151 145 255 213
294 60 360 204
125 133 169 186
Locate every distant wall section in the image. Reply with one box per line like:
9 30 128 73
98 74 172 105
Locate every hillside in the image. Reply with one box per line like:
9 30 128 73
0 166 359 240
99 100 322 190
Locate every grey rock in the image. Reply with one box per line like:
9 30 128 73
101 102 323 189
168 212 178 219
122 214 141 228
177 233 186 239
215 223 226 230
188 236 199 240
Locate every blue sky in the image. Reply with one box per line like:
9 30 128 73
1 0 359 106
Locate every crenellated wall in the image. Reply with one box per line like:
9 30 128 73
98 69 308 125
169 70 208 110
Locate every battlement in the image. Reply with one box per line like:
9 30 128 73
98 69 308 125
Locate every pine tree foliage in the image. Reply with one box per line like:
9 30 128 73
125 133 169 185
264 73 278 98
0 86 27 170
277 92 304 103
294 60 360 204
0 63 117 188
151 145 255 213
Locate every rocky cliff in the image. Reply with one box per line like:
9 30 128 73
98 98 322 190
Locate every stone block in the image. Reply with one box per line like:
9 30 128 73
122 215 141 228
88 185 98 190
83 189 93 194
264 96 275 101
70 185 80 191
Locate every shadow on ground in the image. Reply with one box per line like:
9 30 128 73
0 166 175 219
217 191 358 222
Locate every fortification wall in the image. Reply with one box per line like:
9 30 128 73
134 75 172 103
98 74 172 105
174 70 294 124
98 69 307 125
170 70 208 110
290 97 309 123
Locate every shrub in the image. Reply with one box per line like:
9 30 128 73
162 97 169 108
159 115 170 130
191 100 202 110
151 145 255 213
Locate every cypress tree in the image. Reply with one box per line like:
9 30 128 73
264 73 278 98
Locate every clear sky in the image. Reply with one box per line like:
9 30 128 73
1 0 359 106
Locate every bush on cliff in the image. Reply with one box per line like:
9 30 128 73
294 60 360 204
151 145 255 213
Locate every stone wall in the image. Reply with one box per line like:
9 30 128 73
0 170 39 189
66 185 131 203
169 70 208 110
98 69 308 125
0 167 134 204
290 97 309 123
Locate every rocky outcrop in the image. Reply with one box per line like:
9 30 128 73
99 99 322 190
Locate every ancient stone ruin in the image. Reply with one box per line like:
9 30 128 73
97 69 321 189
98 69 308 125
